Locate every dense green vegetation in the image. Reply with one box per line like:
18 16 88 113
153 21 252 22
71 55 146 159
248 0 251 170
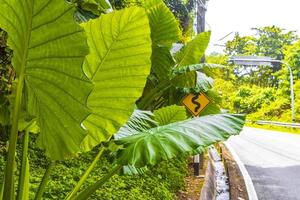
0 135 188 199
210 26 300 123
0 0 244 199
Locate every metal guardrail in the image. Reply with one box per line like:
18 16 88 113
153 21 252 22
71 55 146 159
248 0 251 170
256 120 300 129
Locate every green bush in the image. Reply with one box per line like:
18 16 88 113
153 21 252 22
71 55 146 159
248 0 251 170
233 85 277 114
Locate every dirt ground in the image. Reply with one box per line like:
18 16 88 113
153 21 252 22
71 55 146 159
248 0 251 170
176 156 207 200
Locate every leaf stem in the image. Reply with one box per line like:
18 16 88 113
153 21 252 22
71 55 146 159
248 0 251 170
65 147 105 200
3 71 26 200
74 164 122 200
34 161 55 200
0 175 4 199
17 130 30 200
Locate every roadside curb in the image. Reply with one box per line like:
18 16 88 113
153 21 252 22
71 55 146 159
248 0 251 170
224 142 258 200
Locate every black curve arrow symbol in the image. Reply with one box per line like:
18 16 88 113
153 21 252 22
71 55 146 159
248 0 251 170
191 94 201 112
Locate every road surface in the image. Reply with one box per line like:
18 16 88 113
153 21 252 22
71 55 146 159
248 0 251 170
227 127 300 200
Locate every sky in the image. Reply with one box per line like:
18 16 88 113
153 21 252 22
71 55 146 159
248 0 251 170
205 0 300 54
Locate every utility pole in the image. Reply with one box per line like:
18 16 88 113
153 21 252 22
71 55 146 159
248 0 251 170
196 0 207 63
196 0 207 33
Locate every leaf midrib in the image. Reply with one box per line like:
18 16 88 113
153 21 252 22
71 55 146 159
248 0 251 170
22 0 34 76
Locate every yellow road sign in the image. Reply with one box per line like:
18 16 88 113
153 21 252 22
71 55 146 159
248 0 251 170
182 93 210 116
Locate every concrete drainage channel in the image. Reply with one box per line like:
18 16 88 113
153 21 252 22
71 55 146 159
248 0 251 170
223 142 258 200
200 147 230 200
200 144 257 200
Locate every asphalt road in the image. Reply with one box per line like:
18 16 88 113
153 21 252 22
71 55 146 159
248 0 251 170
227 127 300 200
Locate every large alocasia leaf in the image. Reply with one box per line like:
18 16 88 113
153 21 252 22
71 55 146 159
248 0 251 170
136 0 183 109
151 45 175 80
115 105 187 139
138 31 212 109
144 0 181 80
115 110 157 140
175 31 211 67
137 69 214 110
144 0 181 47
171 64 221 94
115 114 245 167
116 105 186 174
171 71 213 92
0 0 91 160
81 7 152 151
153 105 187 125
199 103 221 116
171 63 224 76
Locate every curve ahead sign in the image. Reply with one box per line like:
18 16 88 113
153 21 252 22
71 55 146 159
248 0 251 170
182 93 210 116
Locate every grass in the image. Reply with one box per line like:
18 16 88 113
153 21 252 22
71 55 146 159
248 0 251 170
246 123 300 135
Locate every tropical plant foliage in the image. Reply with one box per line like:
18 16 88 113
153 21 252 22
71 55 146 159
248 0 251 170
0 0 92 160
80 7 152 151
115 111 245 167
137 31 213 111
0 0 245 199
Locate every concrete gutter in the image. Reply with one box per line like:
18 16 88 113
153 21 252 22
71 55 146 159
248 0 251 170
200 147 230 200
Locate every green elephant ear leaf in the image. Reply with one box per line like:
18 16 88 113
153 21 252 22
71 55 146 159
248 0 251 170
175 31 211 67
144 0 181 80
153 105 187 125
199 103 221 116
115 110 157 140
0 0 91 160
171 63 224 76
116 105 186 174
116 114 245 167
144 0 181 47
171 71 213 92
170 64 219 93
151 45 175 80
81 7 152 151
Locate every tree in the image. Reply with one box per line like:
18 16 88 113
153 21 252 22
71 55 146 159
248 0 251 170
224 26 298 87
254 26 298 60
284 39 300 79
210 26 300 122
225 33 256 56
225 26 298 60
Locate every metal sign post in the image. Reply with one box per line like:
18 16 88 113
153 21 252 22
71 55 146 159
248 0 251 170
194 154 200 176
182 92 210 176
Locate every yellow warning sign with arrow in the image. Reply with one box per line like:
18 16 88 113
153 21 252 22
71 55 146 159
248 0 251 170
182 93 210 116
